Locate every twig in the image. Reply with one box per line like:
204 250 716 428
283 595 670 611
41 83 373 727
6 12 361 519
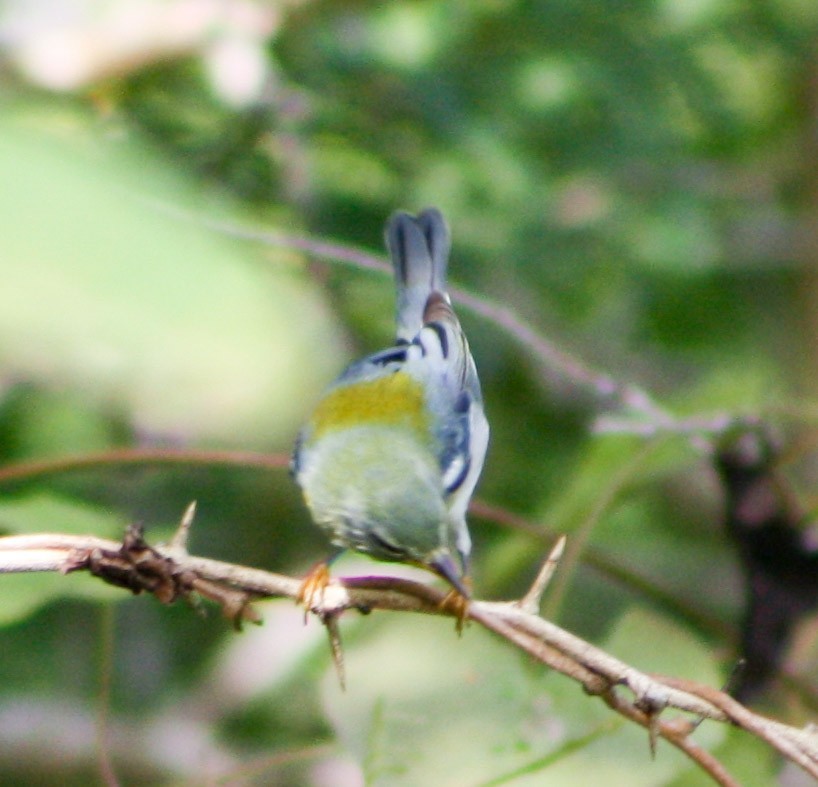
94 604 120 787
659 676 818 779
0 448 289 486
136 204 747 443
597 689 740 787
469 498 733 642
1 529 816 784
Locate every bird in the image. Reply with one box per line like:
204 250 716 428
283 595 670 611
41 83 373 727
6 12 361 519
291 208 489 610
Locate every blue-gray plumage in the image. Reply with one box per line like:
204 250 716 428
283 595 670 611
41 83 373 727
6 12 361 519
292 208 489 597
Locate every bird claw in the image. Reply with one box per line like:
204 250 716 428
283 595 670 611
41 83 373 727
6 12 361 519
297 562 331 620
439 587 471 635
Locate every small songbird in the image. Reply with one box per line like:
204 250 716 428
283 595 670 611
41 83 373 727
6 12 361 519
291 208 489 602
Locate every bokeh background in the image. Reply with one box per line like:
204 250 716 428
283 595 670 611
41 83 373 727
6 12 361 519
2 0 818 784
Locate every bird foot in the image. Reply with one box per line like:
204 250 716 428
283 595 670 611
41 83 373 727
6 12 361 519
297 562 331 620
439 588 471 635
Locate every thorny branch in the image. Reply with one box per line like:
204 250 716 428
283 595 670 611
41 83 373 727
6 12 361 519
1 522 817 786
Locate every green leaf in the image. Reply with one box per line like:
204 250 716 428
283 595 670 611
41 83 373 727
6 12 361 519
603 606 723 692
321 615 601 785
319 609 724 786
0 109 345 446
0 493 125 537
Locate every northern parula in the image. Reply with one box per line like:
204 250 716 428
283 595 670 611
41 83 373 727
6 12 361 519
291 208 489 598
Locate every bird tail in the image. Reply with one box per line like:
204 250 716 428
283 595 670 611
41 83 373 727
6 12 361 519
385 208 451 342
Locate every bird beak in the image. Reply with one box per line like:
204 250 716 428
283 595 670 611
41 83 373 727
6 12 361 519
429 552 472 598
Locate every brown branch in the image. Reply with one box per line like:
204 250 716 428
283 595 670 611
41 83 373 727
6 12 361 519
0 447 735 648
2 528 817 783
0 448 290 486
597 689 741 787
659 675 818 779
469 498 734 643
139 203 749 443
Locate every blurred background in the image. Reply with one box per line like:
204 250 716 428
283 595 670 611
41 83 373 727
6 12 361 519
2 0 818 784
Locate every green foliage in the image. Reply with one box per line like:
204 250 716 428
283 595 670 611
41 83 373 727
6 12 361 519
0 108 344 445
320 608 725 786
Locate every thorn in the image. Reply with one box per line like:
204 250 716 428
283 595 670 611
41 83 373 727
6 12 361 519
324 612 346 690
169 501 197 553
646 710 660 758
189 576 262 630
223 592 263 631
518 535 567 614
689 659 746 733
635 688 667 758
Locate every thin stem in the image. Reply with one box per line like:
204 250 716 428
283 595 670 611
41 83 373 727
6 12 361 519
0 448 290 486
95 603 119 787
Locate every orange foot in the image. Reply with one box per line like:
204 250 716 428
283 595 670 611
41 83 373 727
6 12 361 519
297 562 331 619
440 584 471 635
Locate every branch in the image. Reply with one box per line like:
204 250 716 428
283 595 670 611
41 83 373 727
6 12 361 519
0 447 289 486
0 447 732 647
140 203 750 444
2 527 817 783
